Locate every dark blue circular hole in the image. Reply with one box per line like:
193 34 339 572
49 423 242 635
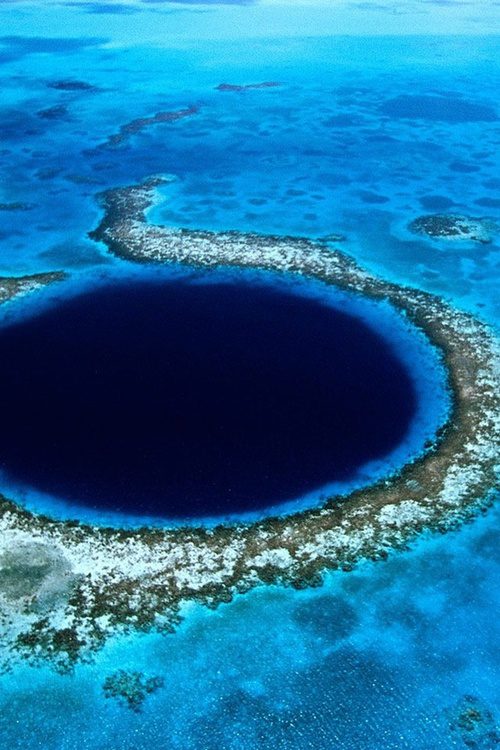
0 276 416 519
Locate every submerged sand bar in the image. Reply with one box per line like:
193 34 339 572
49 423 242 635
0 178 498 670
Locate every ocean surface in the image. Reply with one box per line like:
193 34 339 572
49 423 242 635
0 0 498 748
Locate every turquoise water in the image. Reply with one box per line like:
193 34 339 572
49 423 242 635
1 506 499 749
0 1 499 747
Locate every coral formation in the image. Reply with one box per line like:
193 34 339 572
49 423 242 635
103 669 164 712
408 214 496 243
216 82 281 91
46 80 97 91
447 695 500 749
100 107 199 148
0 183 498 670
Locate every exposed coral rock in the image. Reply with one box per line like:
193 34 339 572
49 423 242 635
0 271 65 304
408 214 496 243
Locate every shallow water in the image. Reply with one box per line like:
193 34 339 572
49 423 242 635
1 503 498 750
0 1 498 747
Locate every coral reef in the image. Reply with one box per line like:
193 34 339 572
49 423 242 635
0 202 34 211
216 82 281 92
37 105 70 120
380 95 498 122
46 80 97 91
0 183 498 670
447 695 500 749
0 271 65 304
408 214 496 243
101 107 199 148
103 669 164 712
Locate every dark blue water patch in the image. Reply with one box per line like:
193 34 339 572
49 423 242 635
0 108 44 142
483 178 500 190
419 194 456 211
141 0 255 4
38 240 112 268
0 36 107 62
365 133 398 144
69 2 139 13
474 196 500 209
325 114 367 128
380 95 498 122
36 105 70 121
0 275 417 521
357 190 389 204
449 160 481 173
46 79 99 91
292 594 359 641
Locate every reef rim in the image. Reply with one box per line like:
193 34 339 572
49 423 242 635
0 179 498 671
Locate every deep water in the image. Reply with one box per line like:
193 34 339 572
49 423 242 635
0 274 419 519
0 1 498 748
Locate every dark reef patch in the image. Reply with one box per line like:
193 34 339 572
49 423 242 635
0 202 34 211
380 95 497 123
326 114 367 127
292 594 359 641
418 195 455 211
357 190 389 205
103 670 164 712
101 106 198 148
449 160 481 173
148 0 255 5
447 695 500 749
0 36 106 63
474 197 500 209
408 214 493 243
216 82 281 92
0 275 416 519
0 107 43 141
46 79 98 91
35 166 63 180
36 105 70 120
69 2 139 14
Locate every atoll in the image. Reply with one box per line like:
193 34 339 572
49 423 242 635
0 181 498 671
